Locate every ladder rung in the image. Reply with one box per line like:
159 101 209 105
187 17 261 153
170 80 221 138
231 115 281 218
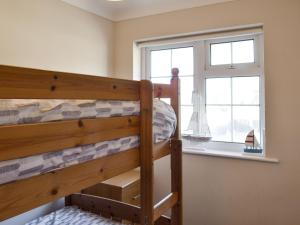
153 192 178 222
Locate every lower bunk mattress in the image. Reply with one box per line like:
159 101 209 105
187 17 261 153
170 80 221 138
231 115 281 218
0 99 176 185
25 206 123 225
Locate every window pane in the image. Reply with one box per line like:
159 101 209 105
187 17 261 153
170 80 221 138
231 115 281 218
181 76 193 105
233 106 260 143
232 77 260 105
207 106 232 142
206 78 231 104
151 77 171 84
181 106 193 134
232 40 254 64
210 42 231 65
151 50 171 77
172 47 194 76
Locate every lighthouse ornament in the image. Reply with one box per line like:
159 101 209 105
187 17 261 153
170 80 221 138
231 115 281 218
244 130 263 154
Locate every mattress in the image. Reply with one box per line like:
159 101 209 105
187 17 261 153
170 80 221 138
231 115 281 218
0 99 176 185
25 206 123 225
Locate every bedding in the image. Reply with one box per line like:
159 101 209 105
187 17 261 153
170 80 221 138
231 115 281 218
25 206 124 225
0 99 176 185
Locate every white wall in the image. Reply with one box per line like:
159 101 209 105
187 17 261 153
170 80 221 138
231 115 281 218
1 0 300 224
114 0 300 224
0 0 115 76
0 0 115 224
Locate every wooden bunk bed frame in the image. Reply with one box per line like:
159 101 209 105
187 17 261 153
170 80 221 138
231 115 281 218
0 65 182 225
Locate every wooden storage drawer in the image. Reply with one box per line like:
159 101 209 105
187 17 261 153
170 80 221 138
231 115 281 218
82 169 140 206
122 179 140 205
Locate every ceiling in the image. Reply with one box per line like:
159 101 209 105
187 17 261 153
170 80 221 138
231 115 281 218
61 0 234 21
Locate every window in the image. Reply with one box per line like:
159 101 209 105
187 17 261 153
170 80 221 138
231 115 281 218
143 33 264 154
206 77 260 143
147 46 194 132
204 35 263 149
210 39 255 65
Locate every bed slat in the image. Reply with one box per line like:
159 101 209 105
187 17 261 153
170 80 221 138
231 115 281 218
0 65 140 100
0 116 139 161
0 141 171 222
0 148 140 222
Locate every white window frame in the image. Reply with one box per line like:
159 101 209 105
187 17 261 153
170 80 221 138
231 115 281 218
204 34 262 76
142 33 265 155
142 42 195 80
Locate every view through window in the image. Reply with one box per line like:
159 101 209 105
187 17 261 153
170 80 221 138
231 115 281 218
144 34 264 152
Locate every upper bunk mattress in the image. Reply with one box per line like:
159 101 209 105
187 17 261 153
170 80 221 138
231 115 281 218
25 206 123 225
0 99 176 142
0 99 176 185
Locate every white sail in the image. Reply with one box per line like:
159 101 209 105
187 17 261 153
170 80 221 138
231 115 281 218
187 111 199 133
184 91 211 142
253 136 260 148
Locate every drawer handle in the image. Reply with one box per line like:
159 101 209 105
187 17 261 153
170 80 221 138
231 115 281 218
132 194 141 200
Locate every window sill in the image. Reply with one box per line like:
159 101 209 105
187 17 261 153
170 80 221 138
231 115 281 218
183 148 279 163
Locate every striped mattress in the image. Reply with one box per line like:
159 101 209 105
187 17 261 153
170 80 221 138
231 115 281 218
25 206 123 225
0 99 176 185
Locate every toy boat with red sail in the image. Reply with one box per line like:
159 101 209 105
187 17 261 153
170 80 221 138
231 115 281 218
244 130 263 154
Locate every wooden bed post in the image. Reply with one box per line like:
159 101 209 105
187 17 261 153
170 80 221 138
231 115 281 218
171 68 180 140
170 68 183 225
171 139 182 225
140 80 154 225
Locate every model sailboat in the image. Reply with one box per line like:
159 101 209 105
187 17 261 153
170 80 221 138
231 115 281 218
182 110 212 142
182 91 212 142
244 130 263 154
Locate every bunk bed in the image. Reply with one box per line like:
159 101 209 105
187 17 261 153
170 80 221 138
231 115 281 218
0 65 182 225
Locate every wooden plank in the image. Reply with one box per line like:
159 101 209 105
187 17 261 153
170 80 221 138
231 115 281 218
0 148 140 222
0 140 171 222
170 68 180 139
101 169 139 188
0 65 140 100
81 169 140 205
156 216 171 225
153 192 178 222
81 182 123 205
140 80 154 225
0 116 139 161
154 84 171 98
171 140 183 225
67 194 171 225
153 140 171 160
67 194 141 223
